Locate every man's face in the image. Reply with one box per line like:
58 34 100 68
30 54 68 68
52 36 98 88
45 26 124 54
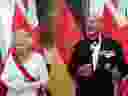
86 16 100 40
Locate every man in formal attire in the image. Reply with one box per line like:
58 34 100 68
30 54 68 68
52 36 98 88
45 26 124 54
68 31 125 96
68 15 125 95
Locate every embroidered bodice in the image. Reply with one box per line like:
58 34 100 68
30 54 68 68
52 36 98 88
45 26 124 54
1 52 48 82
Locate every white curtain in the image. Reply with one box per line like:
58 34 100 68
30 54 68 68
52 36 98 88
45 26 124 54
15 0 39 29
0 0 16 59
89 0 105 16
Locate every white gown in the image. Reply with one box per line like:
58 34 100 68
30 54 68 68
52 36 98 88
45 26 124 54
1 52 48 96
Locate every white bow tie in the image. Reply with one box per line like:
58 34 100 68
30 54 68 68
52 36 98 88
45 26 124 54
90 41 98 51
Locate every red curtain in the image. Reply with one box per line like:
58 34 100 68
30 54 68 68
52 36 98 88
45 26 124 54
56 6 80 64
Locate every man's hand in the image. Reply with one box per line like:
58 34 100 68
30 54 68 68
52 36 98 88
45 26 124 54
77 64 93 78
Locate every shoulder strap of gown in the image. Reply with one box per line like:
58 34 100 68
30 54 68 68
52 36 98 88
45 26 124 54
0 48 4 76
